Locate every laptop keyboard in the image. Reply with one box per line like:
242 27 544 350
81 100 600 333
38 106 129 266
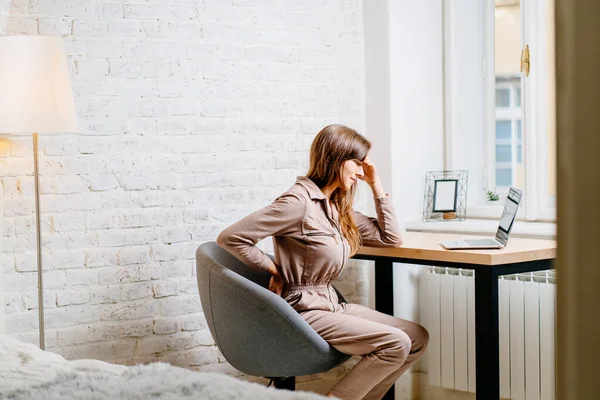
465 239 499 246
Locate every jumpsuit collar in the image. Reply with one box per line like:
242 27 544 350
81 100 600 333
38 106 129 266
296 176 342 236
295 176 328 201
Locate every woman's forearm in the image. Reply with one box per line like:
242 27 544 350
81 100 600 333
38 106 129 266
369 177 386 198
266 262 280 277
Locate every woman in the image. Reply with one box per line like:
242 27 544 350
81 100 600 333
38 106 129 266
217 124 429 400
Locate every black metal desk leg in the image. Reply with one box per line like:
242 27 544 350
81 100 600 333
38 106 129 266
474 267 500 400
375 259 394 316
374 259 395 400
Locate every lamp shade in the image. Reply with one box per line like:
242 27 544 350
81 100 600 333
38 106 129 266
0 36 77 133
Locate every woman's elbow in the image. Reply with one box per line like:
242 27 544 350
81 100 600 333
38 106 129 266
385 233 403 247
216 230 230 249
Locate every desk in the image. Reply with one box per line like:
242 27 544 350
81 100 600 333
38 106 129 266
353 232 556 400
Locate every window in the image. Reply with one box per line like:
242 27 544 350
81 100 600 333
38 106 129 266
443 0 556 221
494 77 523 191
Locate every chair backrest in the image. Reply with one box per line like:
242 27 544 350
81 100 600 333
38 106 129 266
196 241 349 377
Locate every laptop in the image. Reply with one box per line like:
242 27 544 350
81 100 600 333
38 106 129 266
440 187 522 250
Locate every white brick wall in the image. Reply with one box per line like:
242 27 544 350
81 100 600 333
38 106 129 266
1 0 366 385
0 180 4 334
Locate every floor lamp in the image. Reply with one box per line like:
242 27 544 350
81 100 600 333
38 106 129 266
0 36 78 350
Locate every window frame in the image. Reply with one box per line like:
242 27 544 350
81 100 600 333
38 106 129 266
445 0 555 222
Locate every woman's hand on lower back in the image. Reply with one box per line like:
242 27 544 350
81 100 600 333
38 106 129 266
266 264 284 295
268 274 284 296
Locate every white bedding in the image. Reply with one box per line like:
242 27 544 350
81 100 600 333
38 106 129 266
0 335 327 399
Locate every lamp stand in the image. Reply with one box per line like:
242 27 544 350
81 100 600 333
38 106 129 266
33 132 45 350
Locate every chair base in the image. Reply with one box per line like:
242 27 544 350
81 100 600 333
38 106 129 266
271 376 296 390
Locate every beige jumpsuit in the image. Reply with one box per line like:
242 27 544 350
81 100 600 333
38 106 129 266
217 176 429 400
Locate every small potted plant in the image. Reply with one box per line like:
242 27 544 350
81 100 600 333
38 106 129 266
486 190 500 202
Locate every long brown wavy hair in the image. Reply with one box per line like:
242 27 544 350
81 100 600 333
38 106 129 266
306 124 371 256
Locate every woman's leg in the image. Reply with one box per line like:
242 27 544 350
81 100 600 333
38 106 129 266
339 304 429 400
302 309 412 400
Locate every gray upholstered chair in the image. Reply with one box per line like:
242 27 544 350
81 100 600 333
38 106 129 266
196 241 350 390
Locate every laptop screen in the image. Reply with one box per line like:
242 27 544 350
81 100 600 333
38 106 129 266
495 187 522 245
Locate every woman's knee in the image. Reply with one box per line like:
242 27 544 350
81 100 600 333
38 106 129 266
383 330 411 364
412 323 430 354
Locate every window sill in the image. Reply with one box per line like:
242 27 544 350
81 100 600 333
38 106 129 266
462 205 557 222
405 219 556 240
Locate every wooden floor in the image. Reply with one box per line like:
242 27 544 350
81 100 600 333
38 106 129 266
297 372 510 400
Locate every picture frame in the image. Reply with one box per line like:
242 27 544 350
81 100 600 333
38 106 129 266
432 179 458 212
423 170 468 222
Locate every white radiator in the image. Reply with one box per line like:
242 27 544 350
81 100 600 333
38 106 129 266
418 268 556 400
